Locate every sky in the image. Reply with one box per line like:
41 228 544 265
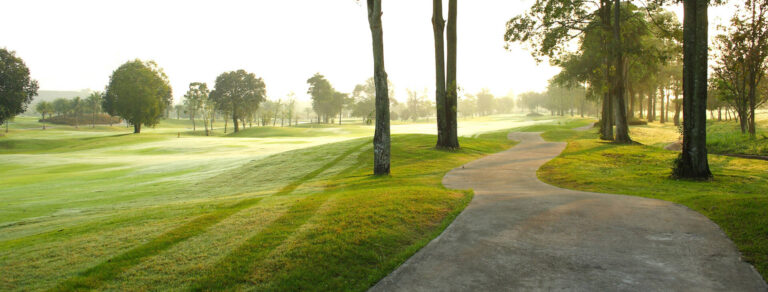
1 0 737 104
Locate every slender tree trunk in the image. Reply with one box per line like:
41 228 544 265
647 87 655 122
674 0 712 179
660 88 666 123
367 0 391 175
224 115 228 134
612 0 631 143
443 0 460 149
433 0 450 149
639 94 644 118
628 88 635 118
664 90 669 122
748 78 757 137
674 93 681 126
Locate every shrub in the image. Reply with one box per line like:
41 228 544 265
42 114 121 126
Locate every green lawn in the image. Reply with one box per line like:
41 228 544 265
1 119 516 290
535 125 768 280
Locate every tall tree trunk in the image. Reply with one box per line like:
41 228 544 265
748 78 758 137
639 93 644 118
665 89 671 122
600 93 613 140
443 0 460 149
432 0 450 149
660 88 666 123
674 0 712 179
233 112 239 133
134 123 141 134
367 0 391 175
674 93 681 126
612 0 632 143
628 87 635 118
647 87 655 122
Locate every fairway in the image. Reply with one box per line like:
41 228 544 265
0 114 551 290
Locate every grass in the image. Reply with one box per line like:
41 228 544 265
534 124 768 280
1 115 520 291
707 121 768 156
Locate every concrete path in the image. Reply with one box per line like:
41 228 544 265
371 132 766 291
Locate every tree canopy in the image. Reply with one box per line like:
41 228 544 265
103 59 172 133
0 48 39 124
209 70 266 133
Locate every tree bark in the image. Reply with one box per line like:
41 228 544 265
660 88 666 123
432 0 450 149
233 112 239 133
674 0 712 179
443 0 460 149
367 0 391 175
134 123 141 134
647 87 655 122
600 93 613 140
612 0 632 143
674 93 681 126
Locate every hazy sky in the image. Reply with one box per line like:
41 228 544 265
1 1 736 104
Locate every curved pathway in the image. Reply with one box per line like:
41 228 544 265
371 131 766 291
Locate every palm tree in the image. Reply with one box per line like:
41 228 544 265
35 101 53 130
72 97 83 128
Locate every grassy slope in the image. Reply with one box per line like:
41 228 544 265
535 126 768 280
1 126 514 291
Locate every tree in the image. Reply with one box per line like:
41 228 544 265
53 98 69 116
183 82 209 132
0 48 39 125
672 0 713 179
476 89 496 116
209 70 266 133
307 73 336 123
104 59 172 133
505 0 634 143
86 92 103 128
432 0 460 149
35 101 53 129
366 0 391 175
71 96 83 128
351 77 395 124
712 0 768 136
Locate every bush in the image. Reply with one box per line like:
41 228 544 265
628 118 648 125
42 114 121 126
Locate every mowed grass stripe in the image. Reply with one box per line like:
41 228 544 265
49 140 368 291
189 194 332 291
188 143 368 290
275 141 369 196
49 197 264 291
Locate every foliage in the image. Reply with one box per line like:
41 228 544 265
0 48 39 124
307 73 338 123
41 113 121 126
183 82 209 131
210 70 266 132
711 0 768 135
103 60 172 133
